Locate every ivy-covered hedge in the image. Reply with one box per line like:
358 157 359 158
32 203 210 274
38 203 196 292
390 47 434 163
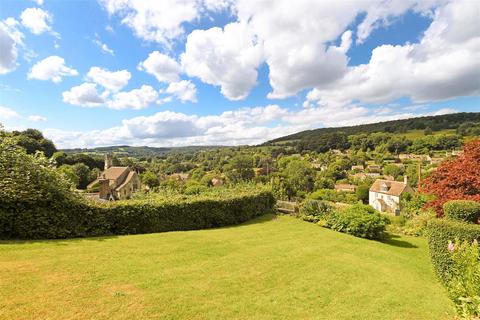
443 200 480 224
427 218 480 283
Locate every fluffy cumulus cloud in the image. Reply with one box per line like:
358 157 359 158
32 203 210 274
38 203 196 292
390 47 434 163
86 67 131 91
28 56 78 83
62 82 108 107
20 7 52 34
173 0 443 100
305 0 480 107
138 51 181 83
107 85 159 110
99 0 201 45
90 0 479 105
62 82 158 110
164 80 197 103
0 18 23 74
181 22 263 100
0 106 20 120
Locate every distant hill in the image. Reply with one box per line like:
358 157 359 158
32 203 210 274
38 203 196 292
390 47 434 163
61 145 224 157
265 112 480 145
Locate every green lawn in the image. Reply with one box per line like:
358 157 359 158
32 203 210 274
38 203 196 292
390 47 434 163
0 215 453 319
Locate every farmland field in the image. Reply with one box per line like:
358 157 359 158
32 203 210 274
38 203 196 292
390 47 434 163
0 215 454 319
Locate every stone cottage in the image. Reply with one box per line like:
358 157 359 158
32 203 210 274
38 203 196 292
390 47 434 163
87 153 141 200
369 177 413 215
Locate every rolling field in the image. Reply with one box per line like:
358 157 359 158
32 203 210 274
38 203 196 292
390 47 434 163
0 215 453 319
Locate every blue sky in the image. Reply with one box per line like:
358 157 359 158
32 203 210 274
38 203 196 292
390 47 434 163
0 0 479 148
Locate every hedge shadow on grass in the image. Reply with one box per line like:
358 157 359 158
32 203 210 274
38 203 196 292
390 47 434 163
0 214 277 246
0 235 119 246
381 234 418 249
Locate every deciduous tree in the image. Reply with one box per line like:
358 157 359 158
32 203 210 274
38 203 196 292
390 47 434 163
421 139 480 216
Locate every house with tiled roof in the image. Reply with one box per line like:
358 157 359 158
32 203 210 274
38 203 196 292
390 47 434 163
369 177 413 215
87 153 141 200
334 184 356 193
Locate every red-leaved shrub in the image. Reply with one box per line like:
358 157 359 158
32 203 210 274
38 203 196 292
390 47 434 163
421 139 480 216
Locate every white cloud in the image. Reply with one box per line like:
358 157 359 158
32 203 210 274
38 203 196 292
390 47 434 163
63 81 159 110
0 106 20 119
174 0 447 100
20 7 52 34
99 0 200 45
28 114 47 122
32 0 44 5
93 37 114 55
0 18 23 74
86 66 130 91
107 85 159 110
28 56 78 83
62 83 107 107
337 30 353 54
181 22 263 100
305 0 480 107
138 51 181 83
165 80 197 103
44 100 460 149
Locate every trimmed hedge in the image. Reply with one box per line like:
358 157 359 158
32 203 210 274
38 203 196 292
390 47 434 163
100 191 275 235
0 191 275 239
427 218 480 283
443 200 480 224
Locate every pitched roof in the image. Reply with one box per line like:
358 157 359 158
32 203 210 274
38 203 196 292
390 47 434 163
369 179 410 197
335 184 356 191
115 171 137 191
102 167 129 180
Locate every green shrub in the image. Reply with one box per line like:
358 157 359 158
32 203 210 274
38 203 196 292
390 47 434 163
0 138 87 239
325 204 390 240
307 189 358 204
444 200 480 224
427 219 480 282
299 200 333 223
403 209 436 236
445 239 480 318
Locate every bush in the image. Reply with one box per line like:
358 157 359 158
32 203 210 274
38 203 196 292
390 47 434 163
299 200 334 223
445 239 480 319
427 219 480 282
0 139 86 239
325 204 390 240
307 189 358 204
444 200 480 224
403 209 436 236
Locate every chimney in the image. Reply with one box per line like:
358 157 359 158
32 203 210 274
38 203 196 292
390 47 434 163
404 175 408 185
98 179 110 199
104 153 113 170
